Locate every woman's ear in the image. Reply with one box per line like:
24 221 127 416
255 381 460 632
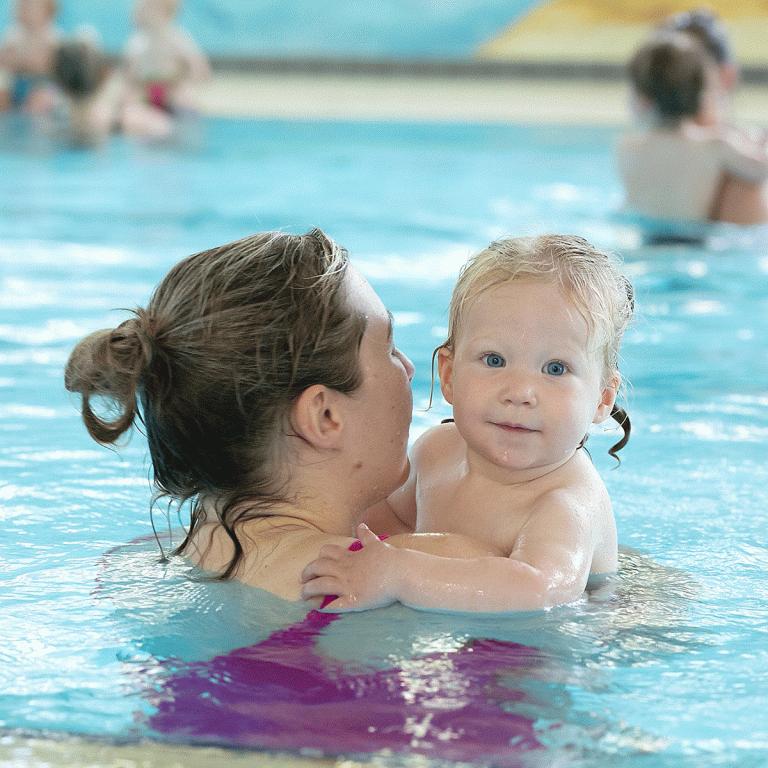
437 347 455 405
593 375 619 424
290 385 344 449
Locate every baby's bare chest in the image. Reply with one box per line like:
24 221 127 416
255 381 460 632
414 471 531 557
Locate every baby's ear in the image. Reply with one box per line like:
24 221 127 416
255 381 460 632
593 376 619 424
290 385 344 449
436 347 455 405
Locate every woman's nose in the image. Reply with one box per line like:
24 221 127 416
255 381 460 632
399 350 415 382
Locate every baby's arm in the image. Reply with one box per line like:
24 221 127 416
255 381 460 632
302 489 606 612
301 523 504 610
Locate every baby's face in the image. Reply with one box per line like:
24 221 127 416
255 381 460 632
438 279 616 478
134 0 178 28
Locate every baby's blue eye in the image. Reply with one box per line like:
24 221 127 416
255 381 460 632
545 361 566 376
483 353 505 368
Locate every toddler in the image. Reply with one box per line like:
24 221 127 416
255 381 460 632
302 234 634 612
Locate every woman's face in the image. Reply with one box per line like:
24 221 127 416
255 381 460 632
342 268 415 509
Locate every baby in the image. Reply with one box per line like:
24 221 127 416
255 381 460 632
616 31 768 230
302 234 634 612
0 0 61 112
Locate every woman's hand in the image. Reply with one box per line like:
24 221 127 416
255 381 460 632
300 524 401 611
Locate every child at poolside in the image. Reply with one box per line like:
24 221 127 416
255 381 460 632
663 8 768 225
119 0 210 139
0 0 61 113
615 31 768 230
301 234 634 612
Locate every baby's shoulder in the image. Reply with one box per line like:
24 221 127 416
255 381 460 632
407 421 463 478
534 452 609 514
412 420 461 455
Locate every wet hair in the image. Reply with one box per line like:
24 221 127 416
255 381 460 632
628 32 708 124
440 234 634 459
53 39 108 100
65 230 367 578
664 8 733 66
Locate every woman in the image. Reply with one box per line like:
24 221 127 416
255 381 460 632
65 229 489 601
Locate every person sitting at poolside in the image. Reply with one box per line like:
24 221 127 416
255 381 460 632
64 230 497 603
119 0 211 140
301 234 634 612
663 8 768 225
0 0 61 113
615 31 768 236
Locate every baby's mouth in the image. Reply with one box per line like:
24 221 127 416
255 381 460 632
494 422 537 433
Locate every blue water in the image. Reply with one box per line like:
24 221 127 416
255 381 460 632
2 115 768 766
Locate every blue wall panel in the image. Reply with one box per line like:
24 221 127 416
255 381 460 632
1 0 537 59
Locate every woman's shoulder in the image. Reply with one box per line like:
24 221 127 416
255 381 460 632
188 519 355 600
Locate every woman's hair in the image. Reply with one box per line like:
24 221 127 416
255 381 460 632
441 233 635 458
65 229 366 578
628 32 708 124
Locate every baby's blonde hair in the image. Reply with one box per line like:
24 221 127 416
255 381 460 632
441 234 634 460
444 234 634 384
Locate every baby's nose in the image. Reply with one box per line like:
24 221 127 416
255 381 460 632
500 372 537 405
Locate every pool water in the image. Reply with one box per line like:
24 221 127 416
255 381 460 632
1 115 768 767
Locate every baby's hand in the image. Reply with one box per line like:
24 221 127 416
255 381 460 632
300 524 401 611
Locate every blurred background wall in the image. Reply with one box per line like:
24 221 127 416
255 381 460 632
3 0 766 74
1 1 529 60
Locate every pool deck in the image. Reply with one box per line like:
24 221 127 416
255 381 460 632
197 68 768 126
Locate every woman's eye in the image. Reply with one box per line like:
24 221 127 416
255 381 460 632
483 353 505 368
545 361 566 376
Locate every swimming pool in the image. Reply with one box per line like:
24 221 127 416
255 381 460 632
1 115 768 767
